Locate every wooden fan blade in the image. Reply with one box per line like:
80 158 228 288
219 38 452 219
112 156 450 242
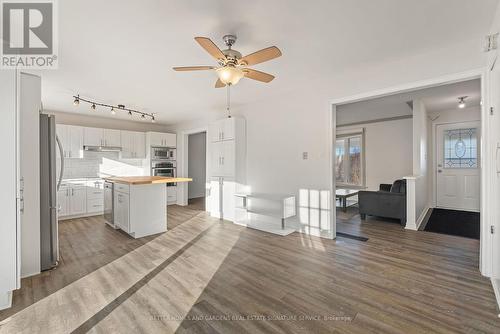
173 66 215 71
215 79 226 88
194 37 226 61
243 68 275 83
239 46 282 66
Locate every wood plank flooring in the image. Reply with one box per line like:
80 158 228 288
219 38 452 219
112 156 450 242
0 205 498 333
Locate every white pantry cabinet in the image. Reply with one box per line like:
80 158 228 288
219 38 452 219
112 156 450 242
148 132 176 147
84 128 121 147
56 124 83 158
208 118 246 222
121 131 146 159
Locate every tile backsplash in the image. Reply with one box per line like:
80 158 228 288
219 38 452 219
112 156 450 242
59 151 148 179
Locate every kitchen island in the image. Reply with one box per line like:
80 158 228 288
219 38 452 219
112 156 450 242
103 176 192 238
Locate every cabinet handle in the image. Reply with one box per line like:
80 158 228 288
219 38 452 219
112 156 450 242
222 157 224 165
72 188 74 196
66 188 69 196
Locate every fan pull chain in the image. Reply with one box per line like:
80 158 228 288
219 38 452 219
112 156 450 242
226 84 232 118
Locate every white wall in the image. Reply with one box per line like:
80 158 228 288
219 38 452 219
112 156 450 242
188 132 206 199
338 118 413 191
411 99 431 228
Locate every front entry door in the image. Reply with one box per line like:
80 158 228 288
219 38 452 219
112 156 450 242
436 122 480 212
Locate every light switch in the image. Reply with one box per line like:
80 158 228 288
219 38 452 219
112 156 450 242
302 152 308 160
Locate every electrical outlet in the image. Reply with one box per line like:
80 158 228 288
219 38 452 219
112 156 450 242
302 152 308 160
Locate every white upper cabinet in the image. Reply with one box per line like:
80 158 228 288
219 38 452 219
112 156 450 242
83 127 103 146
121 131 146 159
210 118 236 142
104 129 121 147
148 132 176 147
56 124 83 159
83 128 121 147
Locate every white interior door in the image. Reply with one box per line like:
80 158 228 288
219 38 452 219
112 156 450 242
436 121 480 212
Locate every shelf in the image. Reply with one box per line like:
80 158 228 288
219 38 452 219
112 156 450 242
234 192 295 201
237 219 296 236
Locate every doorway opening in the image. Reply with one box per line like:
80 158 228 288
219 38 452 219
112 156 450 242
187 132 207 211
331 72 486 247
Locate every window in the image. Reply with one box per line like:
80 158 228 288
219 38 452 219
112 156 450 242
444 128 478 168
335 132 364 187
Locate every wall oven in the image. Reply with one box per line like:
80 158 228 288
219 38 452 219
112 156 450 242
151 147 176 161
151 161 176 186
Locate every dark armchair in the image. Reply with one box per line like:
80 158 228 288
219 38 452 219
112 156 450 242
358 179 406 226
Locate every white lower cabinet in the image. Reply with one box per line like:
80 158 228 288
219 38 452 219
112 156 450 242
58 179 104 219
114 189 130 233
57 182 87 217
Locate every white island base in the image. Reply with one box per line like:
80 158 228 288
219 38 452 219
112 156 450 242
106 176 192 239
114 183 167 238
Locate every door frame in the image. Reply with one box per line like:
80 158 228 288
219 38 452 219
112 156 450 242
433 120 481 211
177 126 209 210
329 68 493 275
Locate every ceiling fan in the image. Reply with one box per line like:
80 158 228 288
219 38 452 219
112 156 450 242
173 35 282 87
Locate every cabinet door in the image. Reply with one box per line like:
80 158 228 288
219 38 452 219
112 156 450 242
211 142 224 176
114 192 130 232
120 131 134 158
165 133 176 147
167 186 177 203
222 141 235 177
57 187 69 217
84 127 103 146
104 129 121 147
69 186 87 215
210 178 221 218
209 122 222 142
222 179 235 221
222 118 235 141
134 132 146 158
148 132 162 146
56 124 68 158
68 125 83 159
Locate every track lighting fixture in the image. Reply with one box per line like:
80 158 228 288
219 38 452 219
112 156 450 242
458 96 467 109
72 94 155 122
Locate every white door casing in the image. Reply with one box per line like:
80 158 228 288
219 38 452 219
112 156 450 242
436 121 481 212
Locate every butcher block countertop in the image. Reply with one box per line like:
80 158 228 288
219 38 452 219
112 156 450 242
104 176 192 185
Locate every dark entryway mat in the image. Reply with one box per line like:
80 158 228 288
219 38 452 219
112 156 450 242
336 232 369 242
424 208 479 239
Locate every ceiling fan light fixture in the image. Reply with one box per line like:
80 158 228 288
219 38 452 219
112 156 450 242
216 66 244 85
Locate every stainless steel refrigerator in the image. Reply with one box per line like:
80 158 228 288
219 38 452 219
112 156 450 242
39 114 63 271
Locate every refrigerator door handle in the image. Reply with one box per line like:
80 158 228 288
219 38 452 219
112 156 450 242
56 135 64 192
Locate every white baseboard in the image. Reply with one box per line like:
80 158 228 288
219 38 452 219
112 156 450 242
492 279 500 311
0 291 12 311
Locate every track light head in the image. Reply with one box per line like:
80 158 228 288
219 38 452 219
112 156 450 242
91 103 96 111
111 107 116 115
458 96 467 109
151 116 155 123
73 95 80 106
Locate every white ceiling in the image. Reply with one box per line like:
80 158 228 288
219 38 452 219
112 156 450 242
337 79 481 125
37 0 498 125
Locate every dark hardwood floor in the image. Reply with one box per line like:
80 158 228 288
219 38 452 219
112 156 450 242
1 205 498 333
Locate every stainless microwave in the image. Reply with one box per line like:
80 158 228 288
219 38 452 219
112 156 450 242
151 147 176 161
